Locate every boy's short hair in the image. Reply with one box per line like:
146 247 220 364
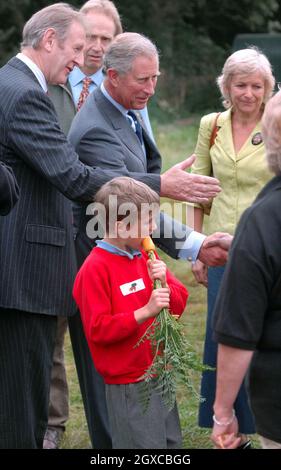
94 176 159 232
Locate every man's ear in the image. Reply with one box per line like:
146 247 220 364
107 68 120 87
41 28 57 52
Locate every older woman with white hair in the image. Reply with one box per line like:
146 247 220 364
211 90 281 449
190 47 275 447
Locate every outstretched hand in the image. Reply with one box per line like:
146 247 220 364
160 154 221 203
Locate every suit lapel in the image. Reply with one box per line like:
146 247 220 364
94 89 147 167
59 81 74 100
216 110 236 162
235 122 262 161
8 57 43 89
217 109 263 162
142 125 158 154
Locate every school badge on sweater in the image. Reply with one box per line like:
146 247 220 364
119 278 145 296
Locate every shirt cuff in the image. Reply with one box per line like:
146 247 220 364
178 231 206 262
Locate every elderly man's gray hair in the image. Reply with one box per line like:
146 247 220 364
103 32 159 75
80 0 122 36
21 3 85 49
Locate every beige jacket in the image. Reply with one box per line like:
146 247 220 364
191 108 273 235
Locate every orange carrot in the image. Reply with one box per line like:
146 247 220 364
142 236 156 253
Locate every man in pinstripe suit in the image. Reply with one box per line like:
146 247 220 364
0 3 125 449
0 3 228 449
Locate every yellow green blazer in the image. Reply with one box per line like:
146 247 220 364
191 108 273 235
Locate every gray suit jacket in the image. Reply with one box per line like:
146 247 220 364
68 88 191 265
48 76 154 139
0 58 155 315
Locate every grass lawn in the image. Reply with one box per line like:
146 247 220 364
61 116 259 449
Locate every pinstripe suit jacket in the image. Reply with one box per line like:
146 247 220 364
0 162 19 215
0 57 161 315
68 88 191 265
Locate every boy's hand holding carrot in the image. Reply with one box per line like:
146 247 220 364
147 259 168 287
134 288 170 324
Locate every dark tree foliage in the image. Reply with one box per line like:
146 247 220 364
0 0 279 112
115 0 279 111
194 0 279 47
0 1 52 63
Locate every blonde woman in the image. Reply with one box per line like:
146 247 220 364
191 47 275 447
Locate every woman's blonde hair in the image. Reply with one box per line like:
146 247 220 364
217 47 275 109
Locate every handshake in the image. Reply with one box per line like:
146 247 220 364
191 232 233 287
198 232 233 266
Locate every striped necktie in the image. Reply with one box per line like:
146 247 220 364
77 77 92 111
127 110 144 145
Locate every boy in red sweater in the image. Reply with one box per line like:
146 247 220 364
73 176 188 449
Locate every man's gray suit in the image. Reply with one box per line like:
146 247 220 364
0 57 162 448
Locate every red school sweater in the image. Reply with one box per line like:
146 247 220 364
73 247 188 384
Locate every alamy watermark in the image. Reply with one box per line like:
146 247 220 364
85 196 195 246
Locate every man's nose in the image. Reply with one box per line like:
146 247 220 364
89 37 102 50
74 50 84 68
144 78 156 96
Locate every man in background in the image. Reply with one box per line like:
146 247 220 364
50 0 153 138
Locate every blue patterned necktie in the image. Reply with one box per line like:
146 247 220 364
127 110 144 145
